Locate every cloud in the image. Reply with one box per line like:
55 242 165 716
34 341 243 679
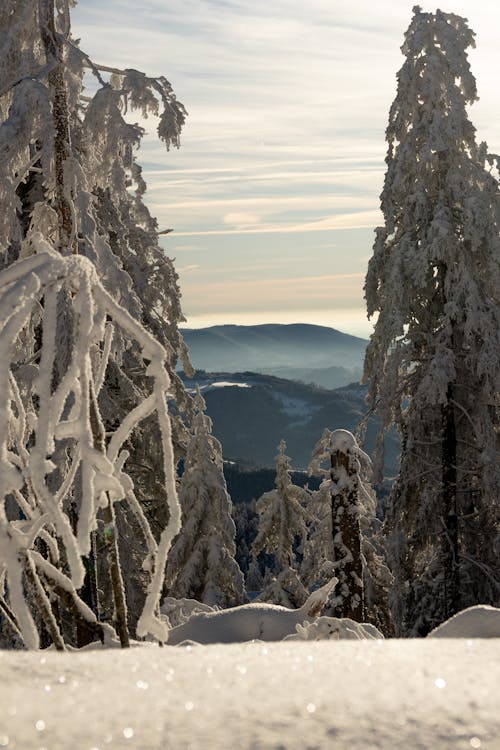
223 212 261 228
172 244 204 252
71 1 500 324
172 209 381 236
153 194 377 212
180 271 366 320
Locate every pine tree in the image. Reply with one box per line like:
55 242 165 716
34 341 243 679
364 7 500 635
307 430 366 621
251 440 311 607
306 429 391 628
164 390 246 608
0 0 188 648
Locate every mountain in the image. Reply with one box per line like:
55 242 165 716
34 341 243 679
180 324 367 388
182 371 399 478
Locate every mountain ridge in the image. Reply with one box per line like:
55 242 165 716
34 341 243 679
182 370 399 477
180 323 368 388
181 322 367 344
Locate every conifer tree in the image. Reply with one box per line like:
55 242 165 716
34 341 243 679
364 7 500 634
251 440 310 607
307 430 367 621
0 0 188 648
164 390 246 608
306 429 391 630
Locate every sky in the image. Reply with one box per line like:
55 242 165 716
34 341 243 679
72 1 500 337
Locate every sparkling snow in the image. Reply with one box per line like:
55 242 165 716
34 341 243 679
1 640 499 749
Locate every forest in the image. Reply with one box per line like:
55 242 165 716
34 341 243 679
0 1 499 741
1 3 499 748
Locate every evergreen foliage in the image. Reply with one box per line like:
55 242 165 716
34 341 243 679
251 441 311 607
364 7 500 634
305 429 391 631
165 390 246 608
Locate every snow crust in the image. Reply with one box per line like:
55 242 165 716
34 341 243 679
1 640 498 749
182 377 253 394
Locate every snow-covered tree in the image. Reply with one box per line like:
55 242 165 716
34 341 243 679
0 245 181 649
164 390 246 608
0 0 189 648
251 440 311 607
364 7 500 634
307 430 366 621
306 429 391 628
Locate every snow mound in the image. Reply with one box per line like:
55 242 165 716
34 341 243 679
167 579 337 645
160 597 215 628
427 605 500 638
286 616 383 641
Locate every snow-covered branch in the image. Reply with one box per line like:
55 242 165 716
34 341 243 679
0 246 181 647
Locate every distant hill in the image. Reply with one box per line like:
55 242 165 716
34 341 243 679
180 324 367 389
182 371 399 477
223 463 321 505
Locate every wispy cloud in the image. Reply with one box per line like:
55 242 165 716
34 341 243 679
172 244 204 252
180 271 366 320
173 209 381 236
72 1 500 329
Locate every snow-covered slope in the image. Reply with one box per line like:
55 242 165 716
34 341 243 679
182 371 400 474
1 640 499 749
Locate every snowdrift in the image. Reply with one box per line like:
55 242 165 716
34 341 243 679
164 596 500 645
428 605 500 638
165 580 384 644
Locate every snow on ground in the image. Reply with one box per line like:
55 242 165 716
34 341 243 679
1 640 499 750
428 605 500 639
182 376 253 395
271 391 321 422
204 381 251 390
166 581 341 644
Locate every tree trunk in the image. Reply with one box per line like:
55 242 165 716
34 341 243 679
442 383 460 617
0 595 23 642
76 547 100 648
39 569 111 645
330 450 364 622
39 0 76 253
90 386 130 648
97 504 130 648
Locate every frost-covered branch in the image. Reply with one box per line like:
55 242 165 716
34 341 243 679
0 247 181 647
0 0 191 650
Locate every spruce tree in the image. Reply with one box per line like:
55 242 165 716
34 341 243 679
164 390 246 608
307 429 383 623
251 440 310 607
364 7 500 635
